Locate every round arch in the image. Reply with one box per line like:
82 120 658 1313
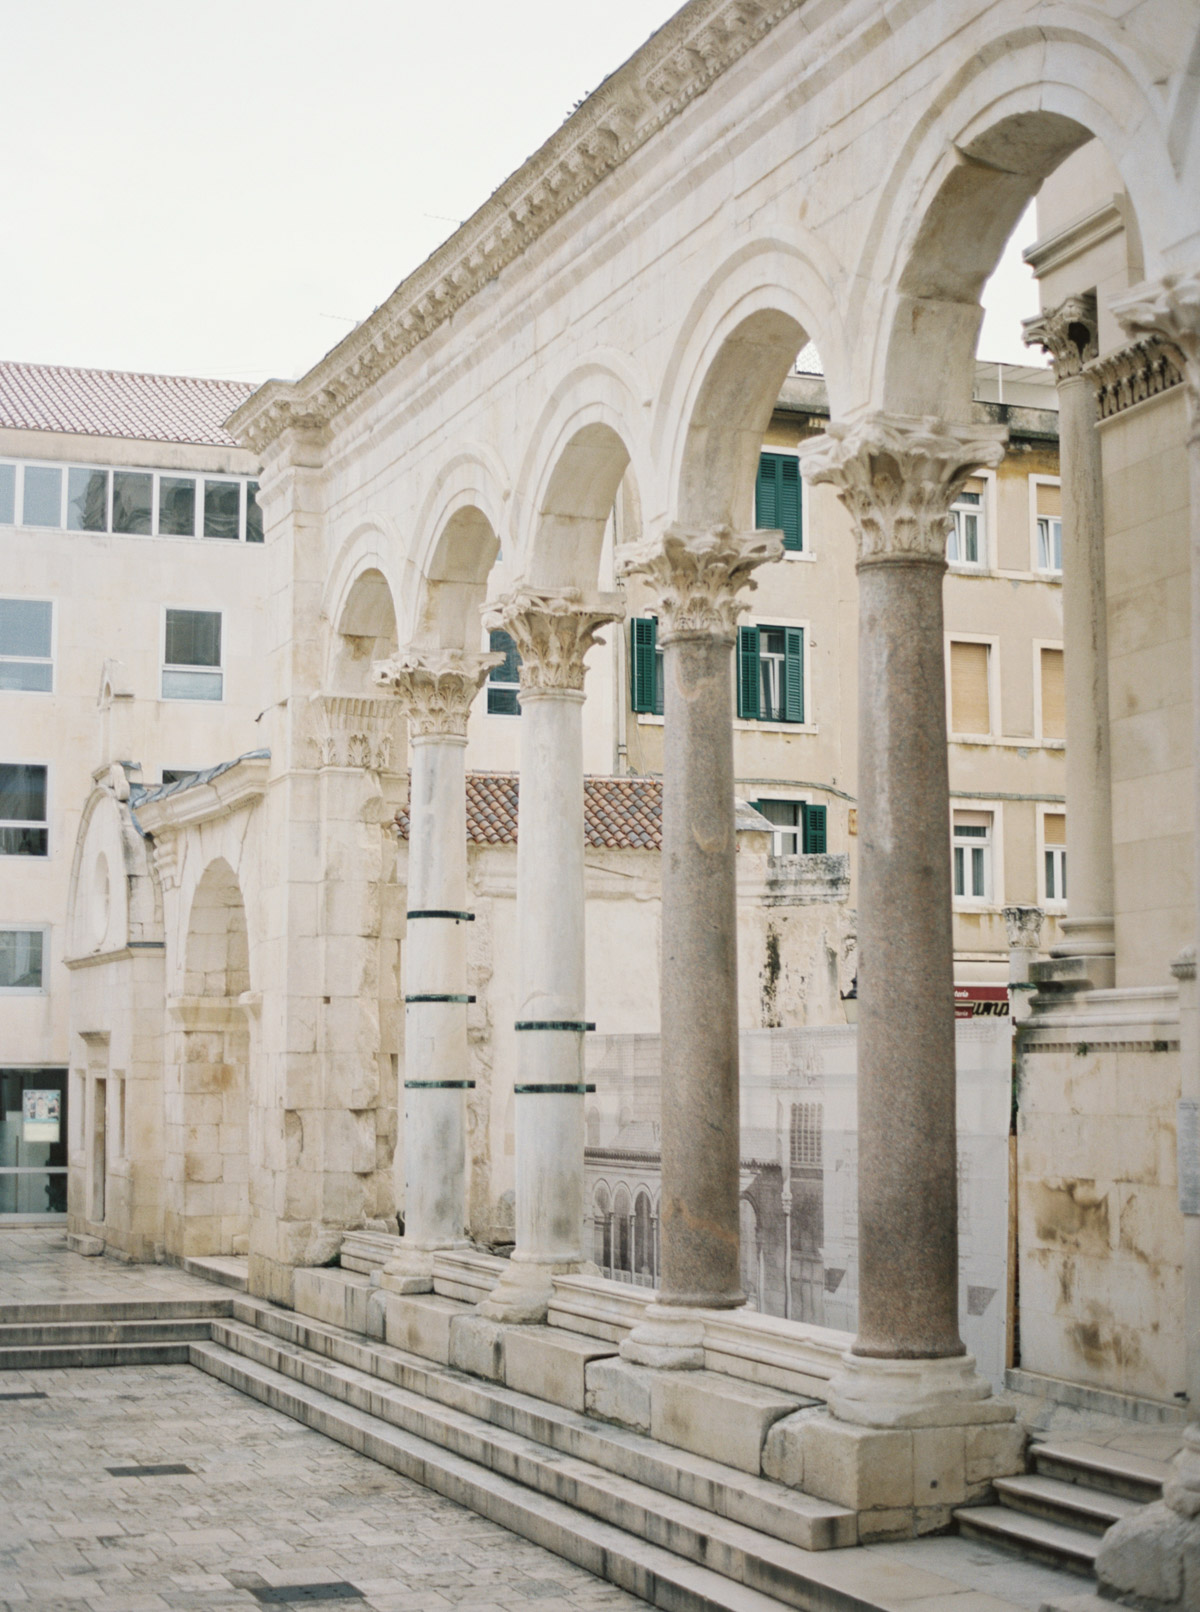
323 526 402 691
404 446 510 649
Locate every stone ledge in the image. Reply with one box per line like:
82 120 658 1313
382 1290 470 1364
504 1325 617 1413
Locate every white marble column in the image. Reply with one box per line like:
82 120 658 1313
1023 295 1115 987
476 587 622 1325
802 415 1013 1420
371 649 497 1293
617 526 780 1367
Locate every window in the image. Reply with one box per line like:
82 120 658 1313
162 609 222 701
0 764 48 856
0 929 45 992
112 471 153 534
159 477 197 537
1038 516 1063 573
487 629 521 715
1 458 262 540
630 617 664 715
246 482 264 544
22 466 63 528
953 811 992 902
755 452 803 552
67 468 109 532
754 799 827 855
0 463 14 524
0 600 52 692
1040 647 1065 741
203 479 240 540
1044 812 1067 907
947 482 985 567
949 640 991 736
737 625 804 722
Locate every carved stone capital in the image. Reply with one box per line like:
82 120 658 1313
799 414 1007 567
617 524 781 641
1003 905 1044 952
371 649 498 738
1022 293 1099 380
1112 272 1200 410
481 587 622 693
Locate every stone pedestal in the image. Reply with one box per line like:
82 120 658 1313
616 525 781 1365
475 588 621 1324
1024 296 1115 987
371 651 497 1294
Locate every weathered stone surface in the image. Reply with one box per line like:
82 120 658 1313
448 1313 507 1382
584 1357 654 1434
382 1291 465 1364
503 1325 616 1413
649 1368 805 1475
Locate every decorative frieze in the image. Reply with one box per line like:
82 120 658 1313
799 414 1007 566
317 694 406 769
1022 293 1098 380
617 524 780 641
1112 270 1200 412
481 588 621 693
1085 336 1185 420
371 651 497 739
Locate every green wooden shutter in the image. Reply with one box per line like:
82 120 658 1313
755 455 778 530
631 617 658 713
779 456 802 551
783 627 804 722
737 625 760 719
802 803 827 854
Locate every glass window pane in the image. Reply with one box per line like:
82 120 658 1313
1045 850 1055 900
954 847 964 896
164 609 221 668
162 668 222 701
22 466 63 527
0 930 43 989
67 468 109 532
0 661 52 691
0 600 52 659
0 764 47 822
204 480 240 539
972 846 985 895
0 464 15 524
112 471 153 534
158 477 196 537
245 482 263 543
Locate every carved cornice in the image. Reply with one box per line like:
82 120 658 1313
1022 293 1098 380
1085 336 1185 420
1112 271 1200 423
371 650 498 738
618 524 780 640
799 414 1007 566
482 588 622 692
228 0 802 455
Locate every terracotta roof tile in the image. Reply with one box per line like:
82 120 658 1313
395 773 662 851
0 360 255 448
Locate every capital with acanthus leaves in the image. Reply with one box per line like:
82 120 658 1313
617 524 781 642
1022 293 1099 380
481 586 622 693
1112 269 1200 418
371 647 500 738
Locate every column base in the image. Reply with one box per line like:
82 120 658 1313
1050 916 1116 990
828 1350 1015 1429
377 1238 470 1296
619 1303 706 1370
1092 1426 1200 1612
475 1255 580 1325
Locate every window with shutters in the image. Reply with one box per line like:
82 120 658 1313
1039 647 1065 742
0 764 48 856
629 617 663 715
1032 478 1062 573
953 811 993 903
0 599 53 692
754 452 803 552
487 629 522 716
754 799 827 856
737 625 805 723
162 609 222 701
949 640 992 736
1042 811 1067 909
946 480 986 568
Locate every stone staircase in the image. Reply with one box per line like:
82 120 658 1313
954 1437 1168 1576
0 1296 235 1370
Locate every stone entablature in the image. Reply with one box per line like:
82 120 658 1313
1087 336 1185 419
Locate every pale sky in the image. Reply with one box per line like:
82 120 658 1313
1 1 1043 386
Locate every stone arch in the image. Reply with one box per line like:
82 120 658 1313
739 1193 761 1310
324 533 400 694
632 1187 654 1285
612 1181 633 1278
592 1179 612 1270
405 447 510 648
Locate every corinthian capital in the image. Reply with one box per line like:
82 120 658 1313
372 648 499 737
1112 270 1200 411
799 414 1007 566
1022 293 1099 379
481 587 622 693
617 524 781 641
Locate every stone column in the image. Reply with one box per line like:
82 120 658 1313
1023 295 1115 988
476 587 622 1325
371 650 497 1294
617 525 780 1367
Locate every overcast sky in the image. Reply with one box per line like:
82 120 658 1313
1 1 1043 385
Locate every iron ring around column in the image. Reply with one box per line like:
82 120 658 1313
513 1083 597 1094
405 994 476 1003
404 1080 476 1089
513 1020 595 1032
406 909 475 921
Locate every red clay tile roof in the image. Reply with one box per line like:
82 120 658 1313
395 773 663 851
0 360 255 447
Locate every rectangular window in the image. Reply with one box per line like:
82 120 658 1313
0 929 44 991
0 764 48 856
0 464 14 525
755 452 803 552
487 629 521 715
158 477 197 537
737 624 804 722
203 479 240 540
947 483 985 567
755 799 827 855
245 482 264 543
1040 647 1065 740
67 468 109 532
953 811 992 902
0 599 53 692
1037 516 1063 573
630 617 663 715
949 640 991 735
112 471 153 534
1044 812 1067 906
22 466 63 528
162 609 222 701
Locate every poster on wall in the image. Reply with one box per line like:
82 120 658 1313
23 1090 61 1143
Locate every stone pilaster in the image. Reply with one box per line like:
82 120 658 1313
371 650 498 1293
617 525 781 1367
1023 295 1116 987
475 588 622 1325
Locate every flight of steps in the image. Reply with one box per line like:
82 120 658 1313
0 1296 235 1370
954 1436 1168 1577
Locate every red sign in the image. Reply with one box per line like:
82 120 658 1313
954 985 1010 1021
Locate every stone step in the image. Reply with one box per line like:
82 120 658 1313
1031 1440 1169 1504
992 1473 1143 1534
222 1301 854 1551
0 1297 232 1326
953 1504 1100 1576
178 1255 249 1292
0 1339 196 1370
0 1318 216 1348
